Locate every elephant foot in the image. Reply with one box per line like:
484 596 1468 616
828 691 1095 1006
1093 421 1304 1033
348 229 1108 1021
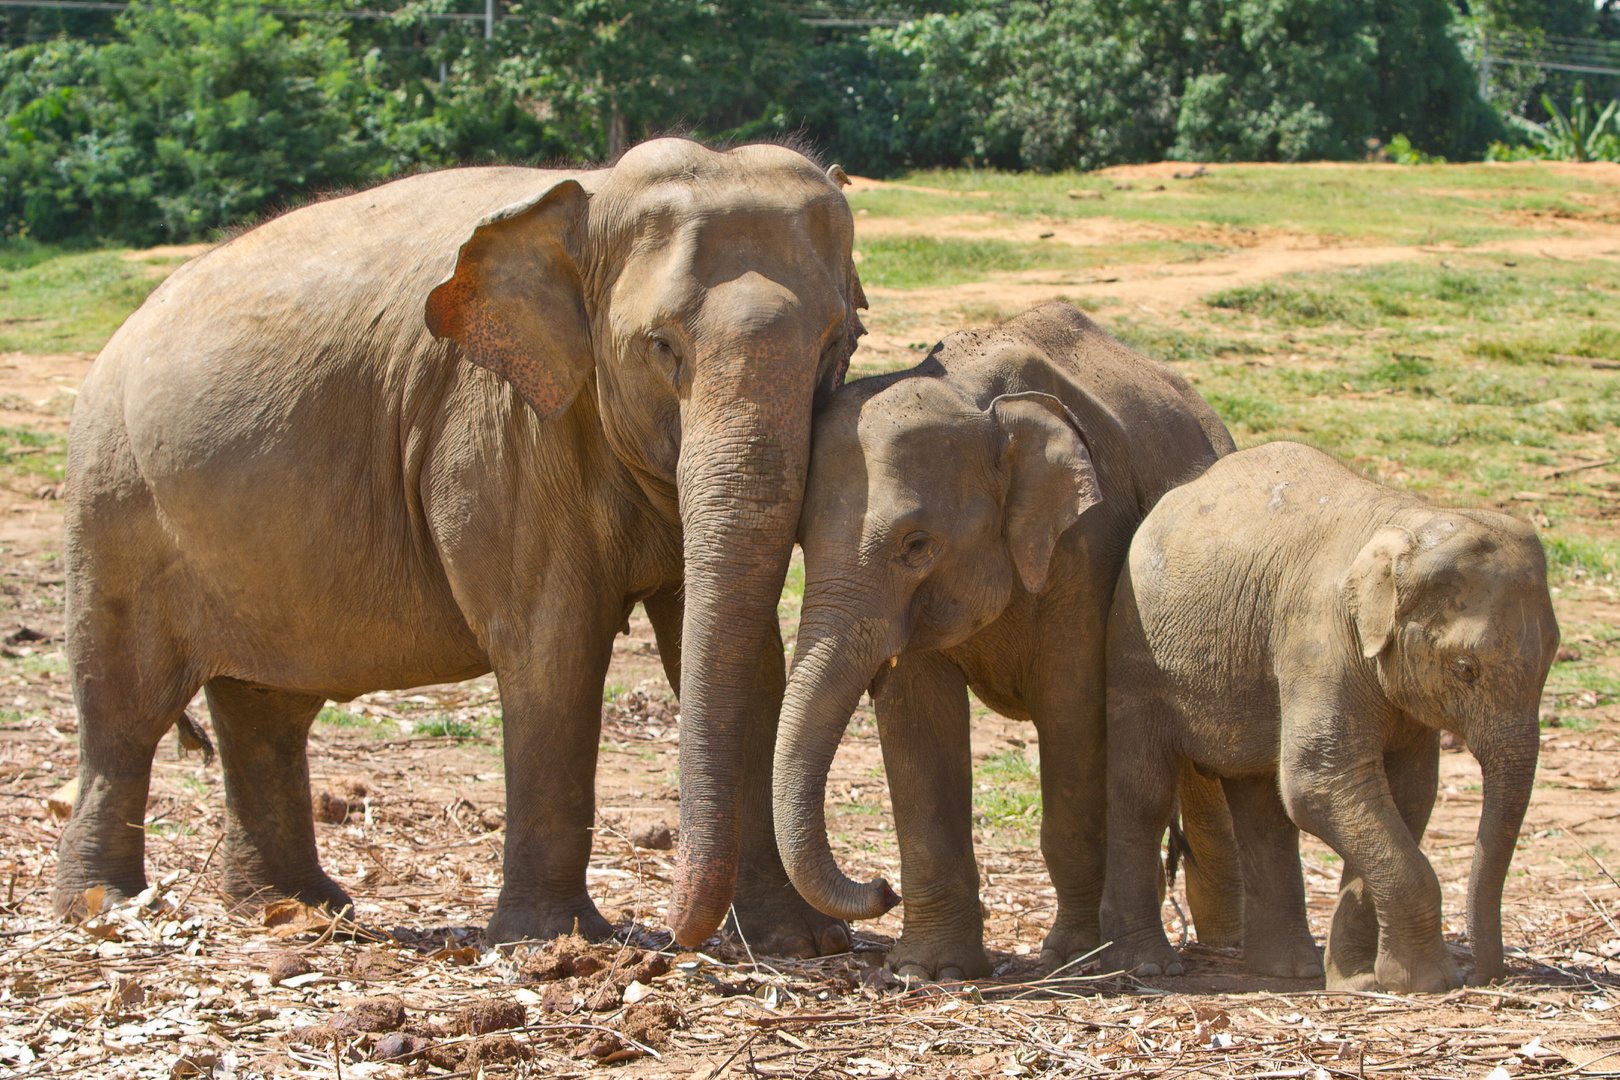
728 890 852 959
1243 934 1324 980
486 894 614 945
221 864 353 915
1324 878 1378 990
1372 949 1462 994
1100 936 1184 978
1039 914 1102 976
885 931 993 983
52 880 139 922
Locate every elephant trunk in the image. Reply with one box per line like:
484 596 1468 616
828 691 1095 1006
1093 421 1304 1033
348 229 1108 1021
1464 716 1540 984
666 416 807 949
773 613 901 921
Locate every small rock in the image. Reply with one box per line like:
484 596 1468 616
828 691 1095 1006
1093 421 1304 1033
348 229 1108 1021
266 952 313 986
371 1033 424 1063
629 821 673 850
1556 645 1582 663
349 950 404 980
455 997 526 1036
312 791 350 824
331 996 406 1035
1066 188 1104 200
622 980 652 1004
479 807 505 831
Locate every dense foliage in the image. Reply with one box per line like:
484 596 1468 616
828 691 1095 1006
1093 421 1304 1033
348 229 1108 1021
0 0 1616 244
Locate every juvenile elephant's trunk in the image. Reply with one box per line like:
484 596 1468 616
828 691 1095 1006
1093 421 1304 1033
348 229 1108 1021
1465 716 1540 984
773 616 901 920
666 415 808 948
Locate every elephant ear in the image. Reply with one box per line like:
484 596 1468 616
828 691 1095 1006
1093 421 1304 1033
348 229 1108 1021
992 392 1103 594
1346 525 1417 659
424 180 593 422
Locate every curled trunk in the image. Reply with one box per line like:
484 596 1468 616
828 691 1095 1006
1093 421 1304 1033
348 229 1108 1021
1465 717 1540 984
773 619 901 920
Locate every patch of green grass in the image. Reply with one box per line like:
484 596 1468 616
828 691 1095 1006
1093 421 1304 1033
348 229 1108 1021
1542 535 1620 582
975 748 1040 829
602 682 627 703
857 236 1077 290
0 425 67 485
851 162 1604 249
415 716 478 740
0 247 193 354
1206 282 1367 325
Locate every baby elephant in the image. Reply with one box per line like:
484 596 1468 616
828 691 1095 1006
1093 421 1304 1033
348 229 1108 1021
1101 441 1559 993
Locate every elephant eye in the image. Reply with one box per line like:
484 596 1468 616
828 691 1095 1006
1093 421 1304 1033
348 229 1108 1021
898 531 937 569
1451 656 1478 685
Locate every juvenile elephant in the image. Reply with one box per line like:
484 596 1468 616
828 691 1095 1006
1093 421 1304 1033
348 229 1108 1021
56 138 863 955
771 303 1238 980
1100 441 1558 992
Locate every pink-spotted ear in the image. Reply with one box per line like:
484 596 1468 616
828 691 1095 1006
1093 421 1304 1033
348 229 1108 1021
425 180 592 421
1345 525 1417 659
992 392 1103 594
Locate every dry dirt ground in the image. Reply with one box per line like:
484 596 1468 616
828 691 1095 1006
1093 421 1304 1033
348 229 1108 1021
0 169 1618 1079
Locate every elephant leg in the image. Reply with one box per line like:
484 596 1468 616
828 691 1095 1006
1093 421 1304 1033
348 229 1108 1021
206 678 349 911
485 597 620 944
1284 741 1457 993
1099 704 1182 977
1176 762 1244 949
1324 733 1442 990
875 653 989 981
1220 774 1321 978
1028 660 1107 973
54 639 199 919
728 617 854 958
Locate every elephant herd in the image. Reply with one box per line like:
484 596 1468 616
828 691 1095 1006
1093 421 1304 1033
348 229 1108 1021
52 139 1559 995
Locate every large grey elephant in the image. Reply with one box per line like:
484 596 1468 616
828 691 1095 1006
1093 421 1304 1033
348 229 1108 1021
1101 441 1558 992
54 138 862 955
771 303 1236 980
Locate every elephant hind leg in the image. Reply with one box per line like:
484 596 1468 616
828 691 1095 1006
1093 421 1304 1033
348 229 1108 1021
54 630 201 919
1175 762 1244 949
1221 774 1322 979
206 678 350 912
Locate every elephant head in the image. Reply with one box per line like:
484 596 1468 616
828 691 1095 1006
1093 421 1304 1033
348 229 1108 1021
424 138 865 947
1344 512 1559 983
773 375 1100 920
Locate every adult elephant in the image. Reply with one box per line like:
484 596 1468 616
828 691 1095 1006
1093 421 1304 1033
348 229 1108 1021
53 138 862 955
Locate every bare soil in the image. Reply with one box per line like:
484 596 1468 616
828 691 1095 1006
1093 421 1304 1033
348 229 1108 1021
0 190 1616 1078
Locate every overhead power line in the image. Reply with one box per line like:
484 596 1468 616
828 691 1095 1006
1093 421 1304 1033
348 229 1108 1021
1472 30 1620 93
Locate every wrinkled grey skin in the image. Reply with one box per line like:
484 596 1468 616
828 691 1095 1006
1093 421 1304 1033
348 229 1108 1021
55 138 864 955
772 303 1238 981
1101 441 1558 992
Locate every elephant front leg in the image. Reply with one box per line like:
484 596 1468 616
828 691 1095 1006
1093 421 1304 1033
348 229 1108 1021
1030 684 1108 974
877 653 990 981
1284 737 1457 994
1322 734 1443 990
485 608 620 945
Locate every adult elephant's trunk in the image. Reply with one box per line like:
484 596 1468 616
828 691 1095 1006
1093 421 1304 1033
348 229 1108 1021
666 407 809 948
772 614 901 921
1464 715 1540 984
